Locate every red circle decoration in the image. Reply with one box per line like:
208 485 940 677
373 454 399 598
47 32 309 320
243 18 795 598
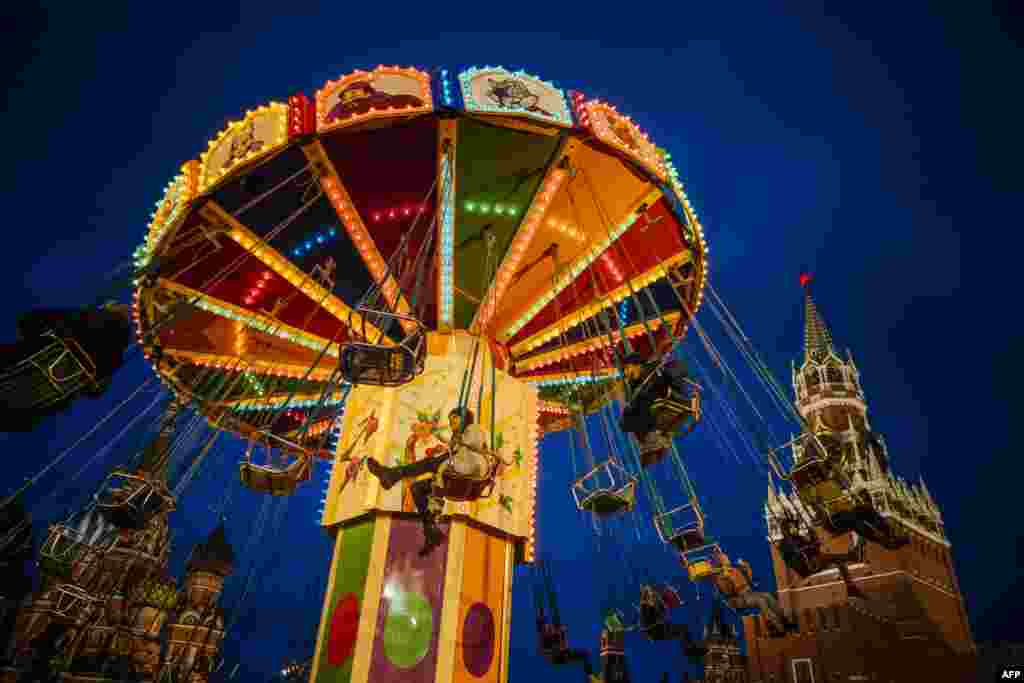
462 602 495 677
327 593 360 666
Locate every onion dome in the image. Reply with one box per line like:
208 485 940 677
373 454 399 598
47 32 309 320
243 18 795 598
130 572 179 611
186 522 234 577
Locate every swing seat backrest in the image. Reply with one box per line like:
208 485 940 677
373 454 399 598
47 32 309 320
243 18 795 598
51 583 95 619
0 334 99 411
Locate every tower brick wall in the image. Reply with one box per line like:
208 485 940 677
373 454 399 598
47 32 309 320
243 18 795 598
743 278 975 682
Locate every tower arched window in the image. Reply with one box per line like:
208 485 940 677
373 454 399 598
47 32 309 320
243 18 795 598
826 365 843 384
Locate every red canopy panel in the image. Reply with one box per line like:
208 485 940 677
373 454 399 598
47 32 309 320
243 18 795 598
506 197 687 347
321 117 439 328
159 236 349 345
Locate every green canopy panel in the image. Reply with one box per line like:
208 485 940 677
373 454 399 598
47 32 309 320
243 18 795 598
452 119 562 329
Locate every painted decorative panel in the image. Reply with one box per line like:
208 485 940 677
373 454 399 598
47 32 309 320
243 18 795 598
570 91 667 182
198 103 288 193
459 66 572 127
317 66 433 133
324 333 538 550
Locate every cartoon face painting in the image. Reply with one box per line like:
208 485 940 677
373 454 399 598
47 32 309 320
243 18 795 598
610 117 639 151
226 118 263 166
325 80 424 123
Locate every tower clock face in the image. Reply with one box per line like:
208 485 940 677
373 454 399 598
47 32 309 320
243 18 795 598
819 406 849 432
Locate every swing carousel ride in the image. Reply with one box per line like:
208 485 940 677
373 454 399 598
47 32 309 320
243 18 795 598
0 63 908 683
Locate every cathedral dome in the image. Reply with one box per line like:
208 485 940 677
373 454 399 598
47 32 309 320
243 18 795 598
130 572 179 610
186 521 234 577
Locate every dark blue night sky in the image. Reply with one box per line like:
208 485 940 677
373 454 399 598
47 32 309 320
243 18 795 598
1 3 1018 681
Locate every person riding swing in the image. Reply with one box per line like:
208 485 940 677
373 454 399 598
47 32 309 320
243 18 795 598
775 515 865 598
638 584 691 642
618 345 693 464
1 302 133 431
365 407 510 556
709 548 796 635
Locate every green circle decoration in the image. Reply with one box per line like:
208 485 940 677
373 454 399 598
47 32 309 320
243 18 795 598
382 590 434 668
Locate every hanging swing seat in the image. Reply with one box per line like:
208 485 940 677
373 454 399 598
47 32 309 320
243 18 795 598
38 523 114 586
96 471 175 530
437 454 500 502
339 309 426 387
49 582 100 620
239 432 314 496
655 500 713 554
38 525 88 582
0 332 102 418
654 501 723 581
239 456 311 496
572 460 637 517
650 379 702 435
788 451 857 519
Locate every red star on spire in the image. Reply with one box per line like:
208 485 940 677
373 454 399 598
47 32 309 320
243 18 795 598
799 272 813 289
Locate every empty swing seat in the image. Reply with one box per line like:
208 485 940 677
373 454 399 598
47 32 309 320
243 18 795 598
580 481 637 517
572 461 637 517
38 526 86 582
238 461 309 496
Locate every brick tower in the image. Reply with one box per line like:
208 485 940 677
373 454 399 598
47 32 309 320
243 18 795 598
698 600 746 683
741 277 975 683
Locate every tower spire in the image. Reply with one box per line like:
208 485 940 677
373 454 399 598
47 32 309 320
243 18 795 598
800 273 834 362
